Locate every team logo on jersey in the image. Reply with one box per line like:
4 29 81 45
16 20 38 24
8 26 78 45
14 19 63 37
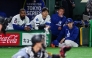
56 21 62 26
66 29 70 37
14 18 17 23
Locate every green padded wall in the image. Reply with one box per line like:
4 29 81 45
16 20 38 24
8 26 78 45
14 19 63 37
82 27 90 46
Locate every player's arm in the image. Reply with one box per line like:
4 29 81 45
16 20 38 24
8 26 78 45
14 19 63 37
51 15 62 30
33 15 40 29
12 17 25 30
65 28 79 41
45 15 51 26
25 16 32 30
56 27 65 42
51 15 59 24
33 15 39 25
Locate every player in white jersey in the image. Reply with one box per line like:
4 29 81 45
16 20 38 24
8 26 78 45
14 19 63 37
30 7 51 34
7 9 31 31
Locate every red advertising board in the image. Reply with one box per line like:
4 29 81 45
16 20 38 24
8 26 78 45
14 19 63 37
0 33 20 46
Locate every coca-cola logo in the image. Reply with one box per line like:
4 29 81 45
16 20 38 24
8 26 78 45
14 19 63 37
0 35 18 44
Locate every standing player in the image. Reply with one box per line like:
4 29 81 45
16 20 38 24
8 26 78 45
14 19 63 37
30 7 50 34
52 18 79 58
50 7 67 47
7 9 31 31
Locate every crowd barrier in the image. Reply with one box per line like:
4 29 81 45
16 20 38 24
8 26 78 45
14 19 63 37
0 30 51 46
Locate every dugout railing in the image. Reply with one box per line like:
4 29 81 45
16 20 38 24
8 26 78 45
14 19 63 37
0 30 51 47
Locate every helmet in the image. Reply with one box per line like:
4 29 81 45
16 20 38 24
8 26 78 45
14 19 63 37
31 34 45 47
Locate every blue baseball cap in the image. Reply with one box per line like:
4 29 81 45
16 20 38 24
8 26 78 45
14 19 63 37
66 18 73 24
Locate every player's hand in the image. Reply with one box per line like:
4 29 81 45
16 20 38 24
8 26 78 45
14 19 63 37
24 26 31 31
58 27 61 30
27 26 31 30
60 38 65 44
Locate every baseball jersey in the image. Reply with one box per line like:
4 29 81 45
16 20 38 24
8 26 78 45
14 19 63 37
50 13 67 36
26 46 48 58
30 13 51 29
7 14 30 30
56 25 79 44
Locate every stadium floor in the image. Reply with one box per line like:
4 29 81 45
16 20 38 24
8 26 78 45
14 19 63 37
0 47 92 58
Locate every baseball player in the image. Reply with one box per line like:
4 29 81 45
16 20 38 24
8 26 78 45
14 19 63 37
12 34 44 58
50 7 67 47
30 7 50 34
52 18 79 58
7 9 31 31
12 34 66 58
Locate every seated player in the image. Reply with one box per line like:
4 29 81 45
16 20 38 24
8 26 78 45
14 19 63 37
7 9 31 31
52 18 79 58
30 7 50 34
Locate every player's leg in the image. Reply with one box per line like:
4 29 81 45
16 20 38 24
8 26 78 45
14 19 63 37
59 40 72 58
12 48 29 58
65 40 78 47
59 40 78 58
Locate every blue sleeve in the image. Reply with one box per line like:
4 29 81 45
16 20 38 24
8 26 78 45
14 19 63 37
27 25 32 28
56 27 66 42
45 22 50 26
65 28 79 41
13 24 25 30
51 15 59 24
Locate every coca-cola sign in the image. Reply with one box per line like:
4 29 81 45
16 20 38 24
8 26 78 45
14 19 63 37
0 33 20 46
